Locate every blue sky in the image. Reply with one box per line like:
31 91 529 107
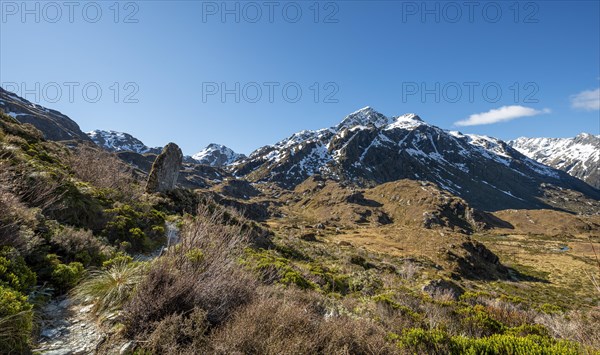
1 0 599 155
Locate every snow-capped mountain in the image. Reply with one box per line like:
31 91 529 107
0 87 92 142
87 129 162 154
234 107 600 211
192 144 246 167
508 134 600 189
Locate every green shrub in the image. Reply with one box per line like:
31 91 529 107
505 324 550 338
102 204 166 252
50 225 110 266
51 261 84 291
245 248 315 290
397 328 583 355
398 328 451 354
373 293 422 321
0 247 36 293
185 248 205 264
458 304 505 336
308 264 352 294
539 303 563 315
102 253 134 269
450 334 581 354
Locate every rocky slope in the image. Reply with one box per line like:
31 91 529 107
0 87 92 142
87 129 162 154
192 143 246 166
233 107 600 211
509 134 600 189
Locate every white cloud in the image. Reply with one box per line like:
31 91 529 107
570 88 600 111
454 105 551 127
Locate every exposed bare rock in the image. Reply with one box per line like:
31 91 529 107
145 143 183 193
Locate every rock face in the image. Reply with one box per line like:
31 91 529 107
509 134 600 189
0 86 92 142
146 143 183 193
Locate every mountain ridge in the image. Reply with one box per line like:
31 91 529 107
508 133 600 189
0 87 92 142
232 107 599 212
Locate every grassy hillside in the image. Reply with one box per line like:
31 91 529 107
0 113 181 352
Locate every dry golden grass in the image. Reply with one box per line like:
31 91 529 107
474 232 600 308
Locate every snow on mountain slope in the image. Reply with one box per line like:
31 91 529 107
87 130 162 154
509 134 600 188
233 107 600 211
192 143 246 167
0 87 92 142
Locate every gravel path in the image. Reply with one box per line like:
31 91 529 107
34 222 179 354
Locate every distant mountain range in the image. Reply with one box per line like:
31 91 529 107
1 87 598 212
86 130 244 167
232 107 599 211
509 134 599 189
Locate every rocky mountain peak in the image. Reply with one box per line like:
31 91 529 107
336 106 391 130
192 143 246 167
87 129 162 154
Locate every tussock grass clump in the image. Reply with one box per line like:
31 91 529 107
0 286 33 353
0 310 33 354
73 260 147 316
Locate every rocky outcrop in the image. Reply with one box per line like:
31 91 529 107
145 143 183 193
422 279 464 300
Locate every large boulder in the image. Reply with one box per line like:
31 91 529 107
145 143 183 193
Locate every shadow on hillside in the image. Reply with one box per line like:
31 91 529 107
480 213 514 230
346 192 383 207
454 242 549 283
